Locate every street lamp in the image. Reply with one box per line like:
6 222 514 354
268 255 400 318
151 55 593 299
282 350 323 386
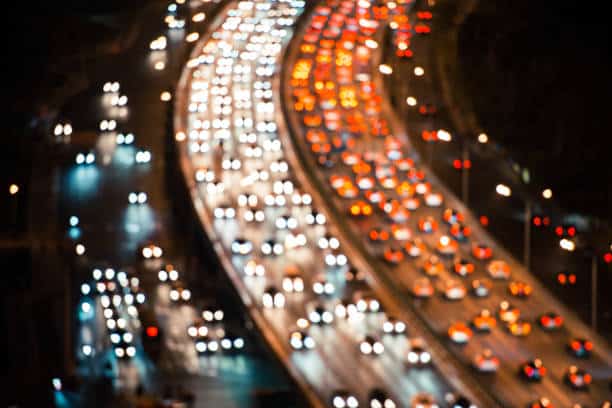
496 184 532 269
477 133 488 144
542 188 553 199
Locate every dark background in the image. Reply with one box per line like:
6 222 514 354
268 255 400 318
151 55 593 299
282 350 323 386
458 0 612 220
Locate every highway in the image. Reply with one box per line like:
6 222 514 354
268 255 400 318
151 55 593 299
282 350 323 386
174 0 465 406
282 0 612 407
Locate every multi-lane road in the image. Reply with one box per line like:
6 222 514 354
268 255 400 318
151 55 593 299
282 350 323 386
169 0 612 407
281 0 612 407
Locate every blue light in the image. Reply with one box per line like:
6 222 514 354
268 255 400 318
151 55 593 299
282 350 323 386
69 227 81 240
69 216 79 227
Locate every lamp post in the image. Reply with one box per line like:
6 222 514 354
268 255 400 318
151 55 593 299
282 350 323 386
495 184 532 269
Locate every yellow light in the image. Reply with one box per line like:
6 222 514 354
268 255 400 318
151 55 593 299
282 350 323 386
160 91 172 102
496 184 511 197
9 184 19 195
186 32 200 43
192 12 206 23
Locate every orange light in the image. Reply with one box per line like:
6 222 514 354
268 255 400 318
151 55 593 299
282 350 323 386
146 326 159 337
479 215 489 226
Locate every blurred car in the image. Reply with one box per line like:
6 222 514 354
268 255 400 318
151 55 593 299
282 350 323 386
442 208 464 225
538 312 563 330
312 274 335 296
349 200 373 216
473 349 499 372
443 279 466 300
383 246 405 264
368 388 396 408
471 309 496 332
353 291 381 313
454 259 474 277
498 301 520 323
567 338 593 358
449 223 471 241
282 266 305 293
369 227 390 242
418 216 438 233
231 238 253 256
564 365 592 389
382 316 406 335
307 303 334 325
360 335 385 355
445 394 476 408
390 224 412 241
406 338 431 366
262 286 285 309
142 243 163 259
521 359 546 381
423 256 445 277
487 260 510 279
345 266 366 283
528 398 554 408
471 279 492 297
289 330 316 350
412 277 434 298
508 280 532 297
404 239 426 257
75 151 96 165
448 322 472 343
436 236 458 256
410 393 438 408
169 283 191 303
331 390 359 408
472 244 493 260
507 320 531 337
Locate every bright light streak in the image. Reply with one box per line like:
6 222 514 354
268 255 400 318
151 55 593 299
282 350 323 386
9 184 19 195
478 133 489 143
542 188 552 199
414 66 425 76
437 129 452 142
560 238 576 251
406 96 417 106
379 64 393 75
495 184 511 197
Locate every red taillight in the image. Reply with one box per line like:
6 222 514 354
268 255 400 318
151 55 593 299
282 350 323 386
554 316 563 326
571 341 581 351
533 216 542 227
584 374 592 384
568 274 576 284
541 316 550 325
604 252 612 263
146 326 159 337
568 226 576 236
480 215 489 226
584 341 593 351
453 159 462 169
555 226 563 236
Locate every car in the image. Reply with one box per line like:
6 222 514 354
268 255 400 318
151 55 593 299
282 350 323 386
454 259 474 277
498 301 520 323
261 238 284 256
472 309 496 331
75 151 96 165
448 322 472 343
538 312 563 330
508 280 532 297
194 336 220 354
473 349 499 372
349 200 373 216
390 224 412 241
564 365 592 389
201 307 224 323
219 330 245 352
528 397 554 408
418 216 438 233
487 260 510 279
282 266 305 293
472 244 492 260
368 227 390 242
567 338 593 358
471 279 492 297
318 234 340 250
424 192 443 207
345 266 366 283
443 279 466 300
404 239 426 257
331 390 359 408
142 243 163 259
406 338 431 366
368 388 396 408
521 359 546 381
443 208 464 225
382 316 406 335
213 203 235 219
307 303 334 325
334 298 361 320
243 259 265 277
289 330 316 350
383 246 405 264
324 249 348 267
187 320 209 339
360 335 385 355
231 238 253 256
445 394 476 408
436 235 458 256
169 283 191 303
449 223 471 241
423 256 445 277
262 286 285 309
353 291 381 313
508 320 531 336
412 277 434 298
312 274 336 295
410 393 438 408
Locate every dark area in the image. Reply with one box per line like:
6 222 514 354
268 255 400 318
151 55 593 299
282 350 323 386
458 0 612 220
